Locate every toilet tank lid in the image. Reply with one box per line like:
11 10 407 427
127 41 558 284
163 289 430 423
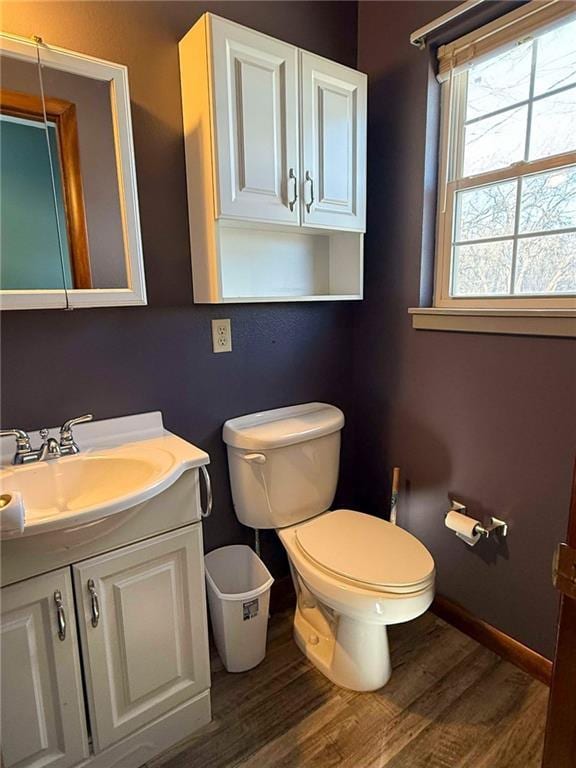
223 402 344 450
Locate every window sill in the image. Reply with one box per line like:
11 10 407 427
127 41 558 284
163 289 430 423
409 308 576 338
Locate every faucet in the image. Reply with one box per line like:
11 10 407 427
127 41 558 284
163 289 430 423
0 414 93 465
37 430 62 461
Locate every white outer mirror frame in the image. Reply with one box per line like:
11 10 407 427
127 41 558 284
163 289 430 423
0 32 147 309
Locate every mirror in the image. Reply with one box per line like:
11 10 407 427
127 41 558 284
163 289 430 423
0 52 68 295
0 34 146 309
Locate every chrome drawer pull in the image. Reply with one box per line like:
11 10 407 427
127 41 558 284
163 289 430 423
87 579 100 628
53 590 66 641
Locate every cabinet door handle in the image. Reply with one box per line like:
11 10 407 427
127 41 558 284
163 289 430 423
87 579 100 628
200 465 213 519
305 171 314 213
53 590 66 641
288 168 298 212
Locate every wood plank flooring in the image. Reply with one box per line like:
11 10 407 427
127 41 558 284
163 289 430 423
148 609 549 768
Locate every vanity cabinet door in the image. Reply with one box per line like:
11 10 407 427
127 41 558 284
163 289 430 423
300 52 367 232
0 569 89 768
73 525 210 752
209 15 300 225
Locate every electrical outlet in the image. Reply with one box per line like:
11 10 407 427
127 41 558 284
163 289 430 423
211 318 232 353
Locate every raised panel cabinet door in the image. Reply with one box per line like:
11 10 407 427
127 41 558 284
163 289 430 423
209 15 300 224
300 52 367 231
72 525 210 752
0 569 89 768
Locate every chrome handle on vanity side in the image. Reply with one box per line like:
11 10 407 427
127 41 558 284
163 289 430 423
288 168 298 212
87 579 100 628
305 171 314 213
200 465 213 519
53 590 66 641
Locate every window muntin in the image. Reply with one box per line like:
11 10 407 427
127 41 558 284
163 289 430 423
437 13 576 307
451 166 576 298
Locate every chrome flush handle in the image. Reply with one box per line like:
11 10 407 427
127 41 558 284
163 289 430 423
53 590 66 641
87 579 100 628
242 453 266 464
288 168 298 212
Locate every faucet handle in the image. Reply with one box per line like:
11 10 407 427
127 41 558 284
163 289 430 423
1 428 31 449
39 428 49 440
60 414 93 446
1 429 32 465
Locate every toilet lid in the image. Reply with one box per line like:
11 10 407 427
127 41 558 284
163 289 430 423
295 509 435 589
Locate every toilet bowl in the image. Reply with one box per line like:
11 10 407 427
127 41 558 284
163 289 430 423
279 509 435 690
223 403 435 691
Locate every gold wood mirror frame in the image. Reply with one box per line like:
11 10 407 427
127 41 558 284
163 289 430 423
1 88 92 289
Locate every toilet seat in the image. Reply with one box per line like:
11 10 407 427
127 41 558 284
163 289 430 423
294 509 435 594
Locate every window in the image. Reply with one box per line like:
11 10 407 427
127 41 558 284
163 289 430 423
434 5 576 315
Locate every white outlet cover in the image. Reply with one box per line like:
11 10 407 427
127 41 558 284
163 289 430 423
211 318 232 353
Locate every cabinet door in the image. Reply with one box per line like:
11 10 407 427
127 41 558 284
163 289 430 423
1 569 89 768
209 15 300 224
300 52 367 231
73 526 210 752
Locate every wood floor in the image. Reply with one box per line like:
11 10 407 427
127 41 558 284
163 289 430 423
148 608 549 768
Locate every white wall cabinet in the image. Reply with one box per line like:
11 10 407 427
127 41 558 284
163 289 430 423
1 524 210 768
1 569 89 768
179 14 367 303
73 527 210 752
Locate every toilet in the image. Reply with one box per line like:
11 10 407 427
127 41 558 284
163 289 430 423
223 402 435 691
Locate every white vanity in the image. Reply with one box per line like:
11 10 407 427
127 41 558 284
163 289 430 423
0 413 212 768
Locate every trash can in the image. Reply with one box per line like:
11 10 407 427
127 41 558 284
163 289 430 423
204 544 274 673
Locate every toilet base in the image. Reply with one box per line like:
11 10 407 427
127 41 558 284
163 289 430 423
292 597 392 692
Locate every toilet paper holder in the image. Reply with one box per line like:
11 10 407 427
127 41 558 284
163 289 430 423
447 500 508 539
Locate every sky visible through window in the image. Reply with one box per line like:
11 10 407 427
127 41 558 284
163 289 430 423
450 17 576 298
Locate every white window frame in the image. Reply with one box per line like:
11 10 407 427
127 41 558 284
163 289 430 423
412 0 576 336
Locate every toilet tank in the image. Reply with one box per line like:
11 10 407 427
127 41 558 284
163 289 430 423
223 403 344 529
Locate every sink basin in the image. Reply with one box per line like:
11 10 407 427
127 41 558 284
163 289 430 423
0 414 209 539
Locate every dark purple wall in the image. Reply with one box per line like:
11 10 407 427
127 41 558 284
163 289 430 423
356 0 576 658
0 1 359 575
3 0 574 659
